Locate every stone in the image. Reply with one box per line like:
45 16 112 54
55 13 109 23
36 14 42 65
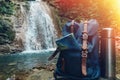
26 69 53 80
6 74 16 80
116 74 120 79
0 75 3 79
0 44 10 54
33 69 40 72
8 62 17 66
46 63 56 71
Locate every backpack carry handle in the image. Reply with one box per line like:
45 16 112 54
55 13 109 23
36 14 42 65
70 20 75 33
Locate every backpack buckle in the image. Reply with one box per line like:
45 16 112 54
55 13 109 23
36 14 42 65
82 33 88 40
81 51 88 57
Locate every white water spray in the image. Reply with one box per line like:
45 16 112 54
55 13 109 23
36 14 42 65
25 0 56 51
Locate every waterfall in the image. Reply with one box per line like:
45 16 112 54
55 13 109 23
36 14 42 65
25 0 57 51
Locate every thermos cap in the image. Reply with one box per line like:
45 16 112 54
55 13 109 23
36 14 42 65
101 28 114 38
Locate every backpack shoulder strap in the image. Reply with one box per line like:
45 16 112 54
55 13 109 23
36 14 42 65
81 20 88 76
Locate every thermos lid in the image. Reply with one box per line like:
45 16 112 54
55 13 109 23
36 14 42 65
101 28 114 38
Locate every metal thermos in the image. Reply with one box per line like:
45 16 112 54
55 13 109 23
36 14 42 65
100 28 116 80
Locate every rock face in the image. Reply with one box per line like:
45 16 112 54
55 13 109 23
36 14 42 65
0 44 23 54
0 1 59 54
0 2 26 54
0 44 10 54
11 2 27 51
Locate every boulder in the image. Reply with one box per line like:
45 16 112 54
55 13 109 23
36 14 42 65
8 62 17 66
0 44 10 54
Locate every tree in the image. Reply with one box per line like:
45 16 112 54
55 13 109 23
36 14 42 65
49 0 120 33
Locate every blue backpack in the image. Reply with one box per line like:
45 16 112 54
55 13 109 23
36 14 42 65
49 19 100 80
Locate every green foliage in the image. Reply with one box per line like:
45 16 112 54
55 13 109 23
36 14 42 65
0 0 15 16
6 28 15 41
0 18 15 43
0 1 15 44
50 0 120 32
15 0 35 1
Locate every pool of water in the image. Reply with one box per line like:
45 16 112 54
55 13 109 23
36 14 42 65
0 49 55 76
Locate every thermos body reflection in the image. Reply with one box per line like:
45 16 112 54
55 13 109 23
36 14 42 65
100 28 116 80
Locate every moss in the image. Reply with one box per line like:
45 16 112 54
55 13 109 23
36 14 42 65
0 1 15 16
0 19 15 44
0 1 16 44
6 29 15 41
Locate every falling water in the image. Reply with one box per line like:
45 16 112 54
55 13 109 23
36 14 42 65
25 0 56 51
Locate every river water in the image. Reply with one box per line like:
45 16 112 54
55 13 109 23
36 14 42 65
0 49 56 79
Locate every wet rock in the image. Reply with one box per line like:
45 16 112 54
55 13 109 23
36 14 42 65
6 74 16 80
32 64 46 70
10 47 23 54
0 75 3 79
26 69 53 80
46 63 56 71
116 74 120 80
0 43 23 54
6 78 11 80
15 71 30 80
26 73 41 80
32 69 40 72
0 44 10 54
10 68 16 72
32 66 45 70
8 62 17 66
33 63 56 71
0 54 3 56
